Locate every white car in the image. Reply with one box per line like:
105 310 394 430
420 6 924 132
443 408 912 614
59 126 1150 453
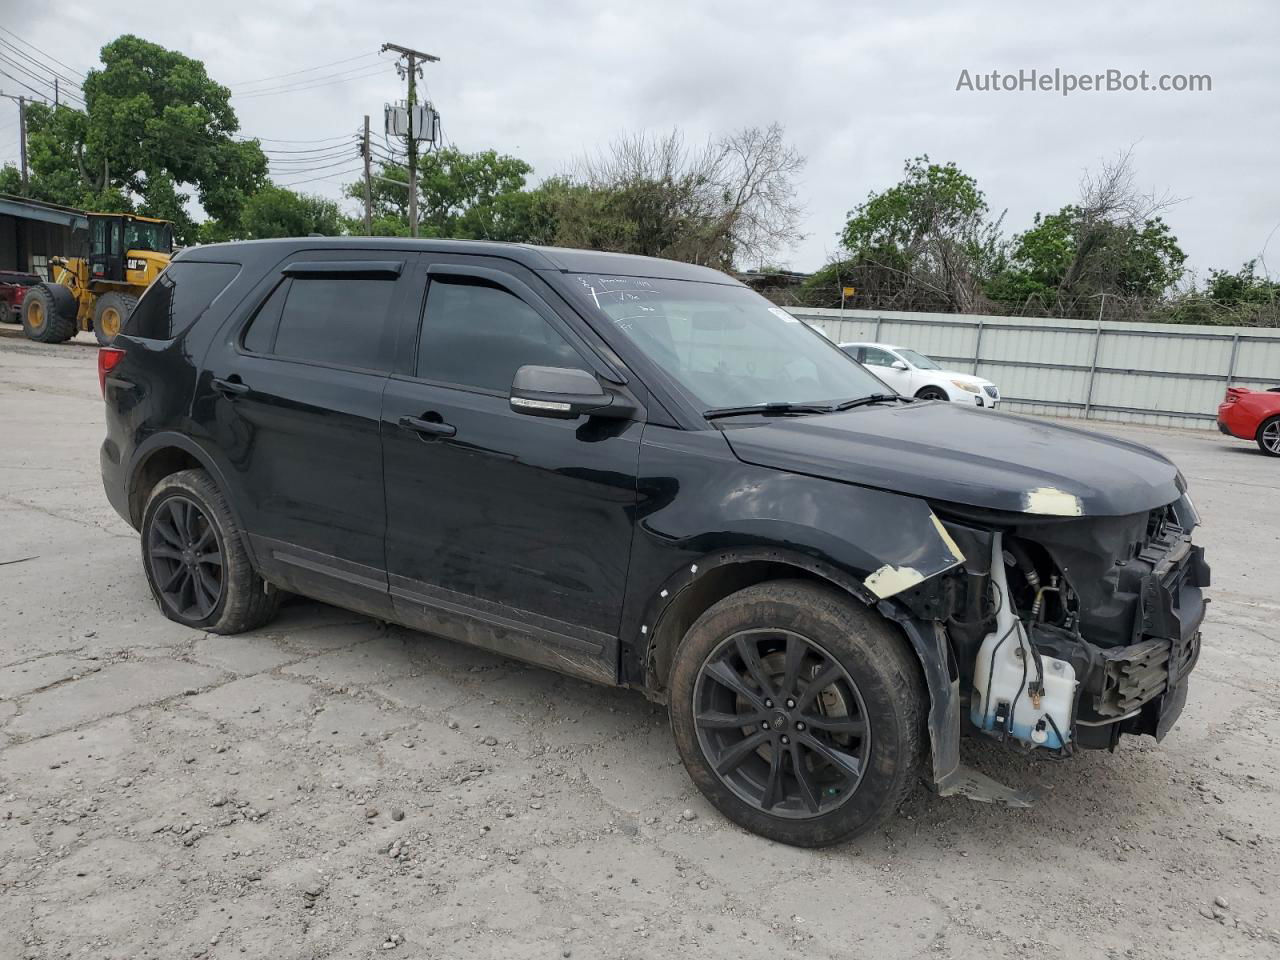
839 341 1001 409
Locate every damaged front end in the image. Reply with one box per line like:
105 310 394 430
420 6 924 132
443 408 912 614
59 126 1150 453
892 491 1208 804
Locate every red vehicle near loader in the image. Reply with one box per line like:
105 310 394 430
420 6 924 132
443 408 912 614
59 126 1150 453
0 270 40 326
1218 386 1280 457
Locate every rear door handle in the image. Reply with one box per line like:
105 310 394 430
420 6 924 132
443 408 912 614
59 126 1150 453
399 415 456 439
212 377 249 397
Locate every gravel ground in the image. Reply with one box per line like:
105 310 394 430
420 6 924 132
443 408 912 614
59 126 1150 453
1 328 1277 960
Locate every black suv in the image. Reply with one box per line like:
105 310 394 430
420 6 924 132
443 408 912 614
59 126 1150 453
101 239 1208 847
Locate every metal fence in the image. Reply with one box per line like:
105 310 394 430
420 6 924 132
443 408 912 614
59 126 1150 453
791 307 1280 430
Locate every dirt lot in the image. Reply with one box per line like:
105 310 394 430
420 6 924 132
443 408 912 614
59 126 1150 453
1 328 1277 960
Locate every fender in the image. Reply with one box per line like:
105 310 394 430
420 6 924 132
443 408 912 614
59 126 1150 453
621 429 1035 800
621 431 967 665
126 431 259 566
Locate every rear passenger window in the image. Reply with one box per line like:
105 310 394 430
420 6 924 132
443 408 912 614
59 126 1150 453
417 277 586 392
124 261 240 340
249 276 395 371
241 280 288 354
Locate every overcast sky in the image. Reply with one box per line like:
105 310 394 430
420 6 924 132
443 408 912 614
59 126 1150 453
0 0 1275 279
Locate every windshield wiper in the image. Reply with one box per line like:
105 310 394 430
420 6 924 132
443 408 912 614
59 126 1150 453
703 402 835 421
830 394 914 411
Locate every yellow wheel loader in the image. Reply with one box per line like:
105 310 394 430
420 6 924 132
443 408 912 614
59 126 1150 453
21 212 174 346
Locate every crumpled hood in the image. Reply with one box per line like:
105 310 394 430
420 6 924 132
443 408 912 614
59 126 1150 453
722 402 1183 517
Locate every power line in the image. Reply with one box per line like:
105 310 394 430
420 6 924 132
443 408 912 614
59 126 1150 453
230 52 381 88
0 26 87 81
0 37 83 91
0 68 51 103
277 164 362 188
231 63 391 100
239 133 355 145
265 155 361 176
0 53 85 107
267 156 357 167
0 38 85 97
258 142 360 155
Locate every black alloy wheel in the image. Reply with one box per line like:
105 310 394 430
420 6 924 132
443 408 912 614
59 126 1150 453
693 628 872 818
146 495 225 620
669 580 925 846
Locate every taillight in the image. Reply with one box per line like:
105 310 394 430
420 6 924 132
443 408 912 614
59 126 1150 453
98 347 124 398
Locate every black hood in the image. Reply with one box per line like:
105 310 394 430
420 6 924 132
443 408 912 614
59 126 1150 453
721 402 1184 518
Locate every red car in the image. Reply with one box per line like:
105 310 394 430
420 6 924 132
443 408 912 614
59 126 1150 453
1218 386 1280 457
0 270 41 326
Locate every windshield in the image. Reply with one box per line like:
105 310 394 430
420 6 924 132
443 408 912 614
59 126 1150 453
898 348 941 370
124 220 173 254
565 275 890 411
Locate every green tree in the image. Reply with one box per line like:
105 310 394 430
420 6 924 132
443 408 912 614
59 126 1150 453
1205 260 1279 306
984 207 1186 312
2 34 267 242
240 185 344 239
985 149 1187 317
345 148 546 240
803 156 1005 310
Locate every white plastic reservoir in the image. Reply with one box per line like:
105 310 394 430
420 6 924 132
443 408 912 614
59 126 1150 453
970 532 1078 749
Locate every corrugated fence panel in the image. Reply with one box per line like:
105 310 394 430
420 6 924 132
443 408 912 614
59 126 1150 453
792 307 1280 430
1234 335 1280 386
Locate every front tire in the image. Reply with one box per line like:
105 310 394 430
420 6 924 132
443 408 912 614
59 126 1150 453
668 580 924 847
93 292 138 346
915 386 949 402
1257 416 1280 457
141 469 279 634
21 285 77 343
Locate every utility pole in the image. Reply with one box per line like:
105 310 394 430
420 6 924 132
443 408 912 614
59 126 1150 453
362 114 372 236
17 95 28 193
381 43 439 238
54 79 58 108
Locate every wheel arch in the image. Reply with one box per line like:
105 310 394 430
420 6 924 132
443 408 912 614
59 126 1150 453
636 546 960 791
914 379 953 400
1256 413 1280 456
127 433 257 564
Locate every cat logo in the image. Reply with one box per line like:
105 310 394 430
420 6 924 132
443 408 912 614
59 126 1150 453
127 258 148 271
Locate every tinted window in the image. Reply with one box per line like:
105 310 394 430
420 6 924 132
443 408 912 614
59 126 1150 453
241 280 289 354
271 277 395 370
417 277 585 392
124 261 241 341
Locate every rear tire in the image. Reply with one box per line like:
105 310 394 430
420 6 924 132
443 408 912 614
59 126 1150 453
140 469 279 634
1256 416 1280 457
93 292 138 346
0 301 13 324
21 285 77 343
668 579 924 847
915 386 948 402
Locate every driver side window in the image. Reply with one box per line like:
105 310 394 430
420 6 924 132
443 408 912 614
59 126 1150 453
416 276 588 393
862 347 898 367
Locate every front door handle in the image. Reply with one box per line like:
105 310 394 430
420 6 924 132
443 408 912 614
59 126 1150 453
399 415 456 439
212 376 249 397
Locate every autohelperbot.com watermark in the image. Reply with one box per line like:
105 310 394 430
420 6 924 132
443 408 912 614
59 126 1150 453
956 68 1212 96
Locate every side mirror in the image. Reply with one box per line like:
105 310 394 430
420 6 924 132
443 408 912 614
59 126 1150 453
510 365 611 419
891 360 909 370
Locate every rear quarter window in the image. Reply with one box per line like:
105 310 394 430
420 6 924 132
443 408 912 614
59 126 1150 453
124 261 241 341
